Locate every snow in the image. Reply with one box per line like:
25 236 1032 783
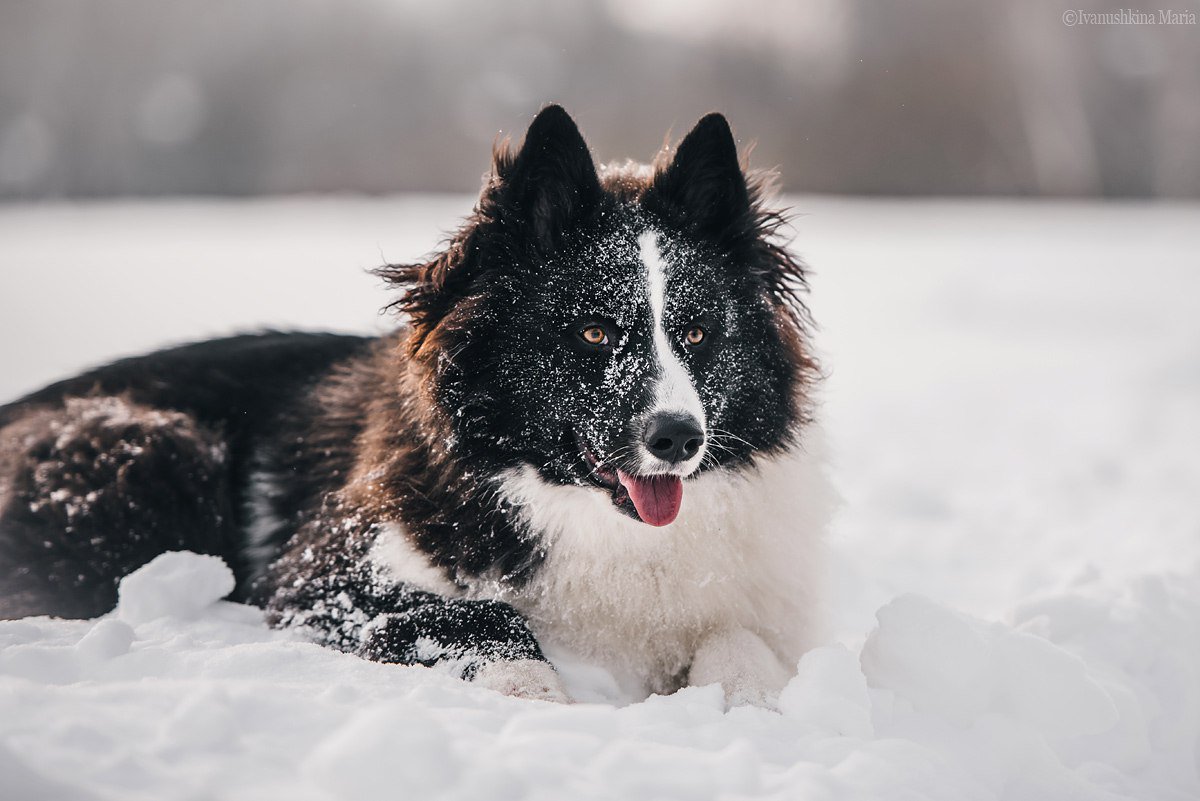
2 195 1199 800
115 552 235 626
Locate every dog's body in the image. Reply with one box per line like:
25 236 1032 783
0 107 829 703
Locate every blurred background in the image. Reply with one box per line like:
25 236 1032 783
2 0 1198 200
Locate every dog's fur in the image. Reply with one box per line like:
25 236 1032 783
0 106 829 704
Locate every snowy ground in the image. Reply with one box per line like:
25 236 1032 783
1 196 1198 800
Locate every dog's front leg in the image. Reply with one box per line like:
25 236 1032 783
360 596 570 702
688 627 792 709
263 522 569 702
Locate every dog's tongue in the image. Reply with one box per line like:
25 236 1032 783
617 471 683 527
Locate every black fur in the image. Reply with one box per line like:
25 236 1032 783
0 398 237 619
0 333 369 615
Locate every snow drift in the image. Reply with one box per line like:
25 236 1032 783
2 551 1197 800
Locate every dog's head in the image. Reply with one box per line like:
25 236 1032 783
380 106 815 527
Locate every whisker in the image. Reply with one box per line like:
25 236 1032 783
708 427 755 450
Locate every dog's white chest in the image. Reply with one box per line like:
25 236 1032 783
489 445 831 695
515 507 760 693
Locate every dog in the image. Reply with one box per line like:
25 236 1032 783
0 106 829 704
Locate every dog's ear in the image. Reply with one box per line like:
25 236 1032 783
498 105 601 248
377 106 600 357
648 113 751 239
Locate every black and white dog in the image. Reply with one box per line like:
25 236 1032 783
0 106 829 704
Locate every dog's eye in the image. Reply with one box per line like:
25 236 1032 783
580 325 609 346
684 325 706 346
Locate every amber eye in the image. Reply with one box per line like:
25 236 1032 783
684 325 706 346
580 325 609 346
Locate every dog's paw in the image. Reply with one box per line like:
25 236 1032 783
472 659 572 703
689 628 791 710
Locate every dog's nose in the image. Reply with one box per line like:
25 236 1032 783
643 414 705 464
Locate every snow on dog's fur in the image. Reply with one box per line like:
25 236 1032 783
0 106 829 705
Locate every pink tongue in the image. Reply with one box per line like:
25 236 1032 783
617 471 683 527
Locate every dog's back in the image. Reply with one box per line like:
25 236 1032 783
0 332 369 618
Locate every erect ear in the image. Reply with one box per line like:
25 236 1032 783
649 113 751 238
499 105 601 249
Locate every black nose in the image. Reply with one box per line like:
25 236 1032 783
643 414 705 464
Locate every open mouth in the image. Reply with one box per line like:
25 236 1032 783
578 437 684 527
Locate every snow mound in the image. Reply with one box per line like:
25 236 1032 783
862 594 1117 738
74 618 135 661
116 551 236 625
778 644 873 738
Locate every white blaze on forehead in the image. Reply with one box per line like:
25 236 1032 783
637 231 706 429
643 230 669 327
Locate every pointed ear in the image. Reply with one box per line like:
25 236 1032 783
649 113 751 238
499 105 601 248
